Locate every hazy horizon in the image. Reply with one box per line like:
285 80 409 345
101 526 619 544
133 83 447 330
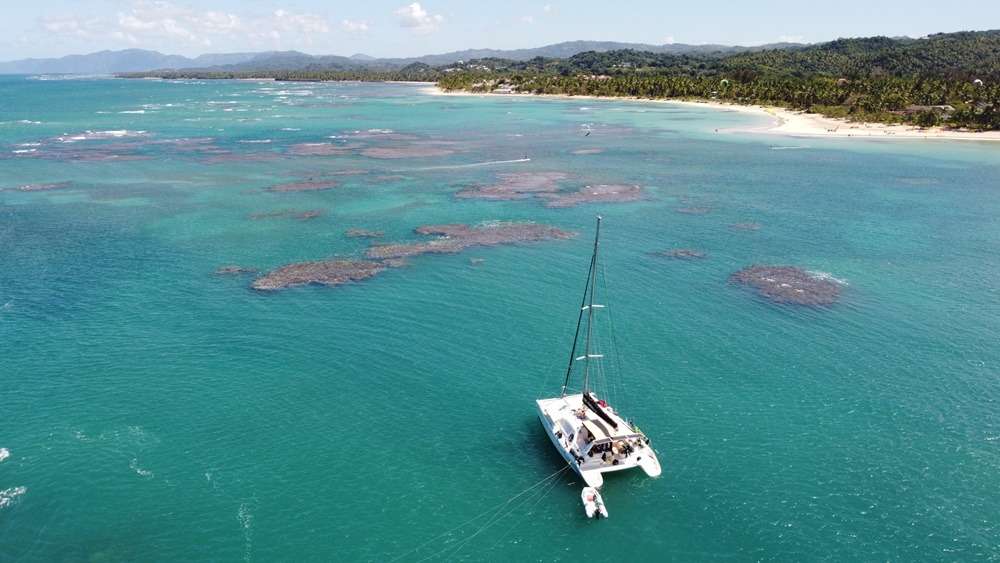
2 1 996 62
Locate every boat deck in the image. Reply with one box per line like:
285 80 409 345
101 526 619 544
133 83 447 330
537 393 658 487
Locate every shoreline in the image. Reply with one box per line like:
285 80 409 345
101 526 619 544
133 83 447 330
426 86 1000 142
678 100 1000 142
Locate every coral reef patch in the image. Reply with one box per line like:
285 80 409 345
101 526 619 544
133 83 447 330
251 260 386 291
730 265 840 305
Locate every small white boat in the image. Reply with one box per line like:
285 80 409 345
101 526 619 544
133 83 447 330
581 487 608 519
536 215 662 488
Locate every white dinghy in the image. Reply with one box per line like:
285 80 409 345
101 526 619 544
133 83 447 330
581 487 608 519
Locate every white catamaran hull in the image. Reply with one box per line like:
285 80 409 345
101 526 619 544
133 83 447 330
535 215 662 491
537 394 660 488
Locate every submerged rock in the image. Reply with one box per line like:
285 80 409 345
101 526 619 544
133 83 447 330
454 172 567 201
267 179 339 192
346 229 385 238
455 172 643 207
543 184 644 208
366 240 464 260
651 249 706 259
251 260 385 291
253 222 573 291
360 146 455 159
286 143 361 156
248 209 323 220
676 206 710 214
4 181 73 192
214 265 260 275
730 265 840 305
367 222 573 260
730 222 762 231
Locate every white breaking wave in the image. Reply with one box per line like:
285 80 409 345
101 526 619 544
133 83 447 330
396 158 530 172
55 130 148 142
238 501 256 562
0 486 26 509
807 270 849 285
0 447 9 463
130 458 154 478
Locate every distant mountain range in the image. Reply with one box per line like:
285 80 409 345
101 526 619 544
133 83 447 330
0 41 804 75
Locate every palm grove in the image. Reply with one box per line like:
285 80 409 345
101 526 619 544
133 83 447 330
126 31 1000 131
437 32 1000 131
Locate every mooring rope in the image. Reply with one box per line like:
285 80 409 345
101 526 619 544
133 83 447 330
390 465 571 562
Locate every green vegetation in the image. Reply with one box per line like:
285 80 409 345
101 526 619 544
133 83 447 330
438 31 1000 131
117 63 442 83
120 31 1000 130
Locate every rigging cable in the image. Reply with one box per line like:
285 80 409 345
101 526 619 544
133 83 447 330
601 258 631 420
444 467 567 561
390 466 571 562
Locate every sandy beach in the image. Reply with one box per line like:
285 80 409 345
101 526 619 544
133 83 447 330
672 99 1000 142
429 87 1000 142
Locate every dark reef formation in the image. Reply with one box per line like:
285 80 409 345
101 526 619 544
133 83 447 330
250 222 575 291
544 184 644 207
454 172 568 201
214 266 260 275
2 181 73 192
346 229 385 238
454 172 643 207
360 146 455 159
730 265 840 305
251 260 386 291
651 249 706 259
286 143 363 156
366 223 574 260
675 206 710 214
248 209 323 220
267 179 339 192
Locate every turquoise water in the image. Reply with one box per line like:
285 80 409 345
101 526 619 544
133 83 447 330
1 76 997 561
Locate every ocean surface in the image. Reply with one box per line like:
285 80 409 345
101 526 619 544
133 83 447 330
1 76 997 561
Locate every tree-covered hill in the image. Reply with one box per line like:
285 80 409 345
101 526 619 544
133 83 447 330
119 30 1000 130
436 31 1000 130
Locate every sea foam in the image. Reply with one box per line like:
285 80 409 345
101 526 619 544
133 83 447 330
0 486 26 509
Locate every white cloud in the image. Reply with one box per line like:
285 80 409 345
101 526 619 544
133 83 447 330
395 3 445 34
542 5 555 14
665 36 676 44
38 1 332 52
270 10 329 34
522 15 534 24
41 13 86 36
342 20 371 34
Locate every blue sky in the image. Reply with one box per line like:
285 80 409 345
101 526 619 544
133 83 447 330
2 0 996 61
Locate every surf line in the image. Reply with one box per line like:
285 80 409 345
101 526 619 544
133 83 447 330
390 465 569 562
391 157 530 172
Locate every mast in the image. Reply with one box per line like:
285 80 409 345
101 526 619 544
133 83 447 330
561 214 603 398
582 214 602 393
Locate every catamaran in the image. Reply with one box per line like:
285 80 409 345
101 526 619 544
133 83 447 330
536 215 661 489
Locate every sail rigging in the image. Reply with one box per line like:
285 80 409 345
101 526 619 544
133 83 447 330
536 214 661 490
